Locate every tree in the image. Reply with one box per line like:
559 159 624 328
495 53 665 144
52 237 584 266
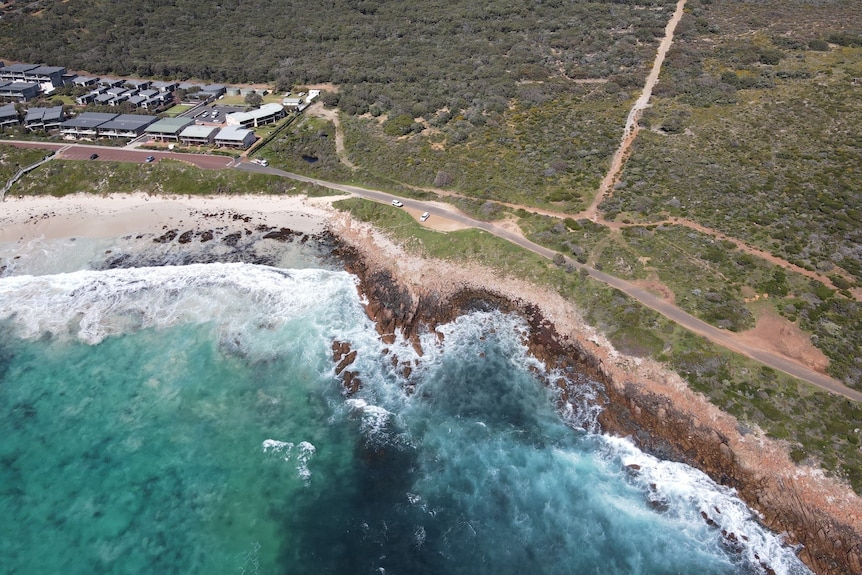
244 92 263 107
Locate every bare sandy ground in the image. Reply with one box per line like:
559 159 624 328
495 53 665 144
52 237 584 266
0 193 334 243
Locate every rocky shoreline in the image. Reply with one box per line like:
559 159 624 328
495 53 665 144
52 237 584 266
329 226 862 575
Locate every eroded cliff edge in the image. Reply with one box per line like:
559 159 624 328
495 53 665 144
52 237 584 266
331 229 862 575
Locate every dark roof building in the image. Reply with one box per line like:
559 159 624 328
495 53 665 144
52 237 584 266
0 81 40 101
24 106 65 130
0 103 19 127
60 112 119 137
97 114 158 138
0 63 39 82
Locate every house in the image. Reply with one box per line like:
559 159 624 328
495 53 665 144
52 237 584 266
199 84 226 99
141 93 172 109
143 117 195 141
214 125 256 148
94 93 113 105
126 79 151 91
179 124 219 145
0 103 19 128
0 63 39 83
76 91 99 105
97 114 158 138
98 77 125 88
225 103 285 128
151 81 178 93
108 93 130 106
59 112 119 138
282 96 304 109
0 81 40 101
127 95 148 108
23 106 65 131
26 65 66 92
73 76 100 87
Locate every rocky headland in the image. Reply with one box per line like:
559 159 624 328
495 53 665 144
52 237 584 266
330 216 862 575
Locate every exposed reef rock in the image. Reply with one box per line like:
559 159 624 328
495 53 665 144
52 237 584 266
332 237 861 575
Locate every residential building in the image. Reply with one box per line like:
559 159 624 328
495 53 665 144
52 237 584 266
24 106 65 131
0 103 19 128
59 112 119 138
0 81 40 101
214 125 256 148
97 114 158 138
179 124 219 145
225 103 285 128
144 117 195 141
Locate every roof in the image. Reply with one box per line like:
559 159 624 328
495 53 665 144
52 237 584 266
61 112 119 129
24 106 63 121
215 125 255 142
29 65 65 76
180 125 219 139
144 117 194 134
1 81 39 91
99 114 157 131
201 84 226 92
0 103 18 118
226 103 284 124
2 63 39 73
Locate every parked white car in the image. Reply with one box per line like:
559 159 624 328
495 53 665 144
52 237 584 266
420 212 430 222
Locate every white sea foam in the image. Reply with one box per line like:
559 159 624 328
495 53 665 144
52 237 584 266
346 398 395 442
602 435 813 575
262 439 316 483
0 263 371 351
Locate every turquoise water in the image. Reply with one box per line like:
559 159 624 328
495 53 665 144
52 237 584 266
0 257 812 574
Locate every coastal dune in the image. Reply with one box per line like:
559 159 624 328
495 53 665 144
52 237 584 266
1 192 860 574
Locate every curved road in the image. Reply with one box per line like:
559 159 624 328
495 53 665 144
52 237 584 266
235 162 862 402
6 140 861 401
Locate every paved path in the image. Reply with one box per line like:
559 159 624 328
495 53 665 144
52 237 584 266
234 163 862 402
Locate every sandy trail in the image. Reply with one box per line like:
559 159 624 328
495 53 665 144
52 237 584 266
584 0 687 220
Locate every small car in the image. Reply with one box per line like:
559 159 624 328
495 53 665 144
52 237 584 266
89 153 98 160
391 199 404 207
145 156 155 163
420 212 430 222
252 158 268 167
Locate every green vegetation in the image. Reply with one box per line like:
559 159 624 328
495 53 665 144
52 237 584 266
10 159 319 197
163 104 194 117
599 0 862 388
340 92 627 209
0 0 674 120
0 145 49 182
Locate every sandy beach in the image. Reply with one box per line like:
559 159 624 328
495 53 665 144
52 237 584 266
1 191 860 574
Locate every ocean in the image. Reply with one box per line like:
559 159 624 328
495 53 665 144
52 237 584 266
0 228 812 574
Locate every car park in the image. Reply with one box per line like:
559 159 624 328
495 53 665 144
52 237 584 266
420 212 430 222
391 199 404 207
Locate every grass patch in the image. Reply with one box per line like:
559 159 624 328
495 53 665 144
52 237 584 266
12 159 308 197
162 104 194 117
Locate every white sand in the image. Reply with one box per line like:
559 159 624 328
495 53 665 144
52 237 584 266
0 192 340 243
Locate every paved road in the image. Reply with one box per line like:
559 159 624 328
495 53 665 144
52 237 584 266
7 140 235 170
6 140 860 400
235 163 862 402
